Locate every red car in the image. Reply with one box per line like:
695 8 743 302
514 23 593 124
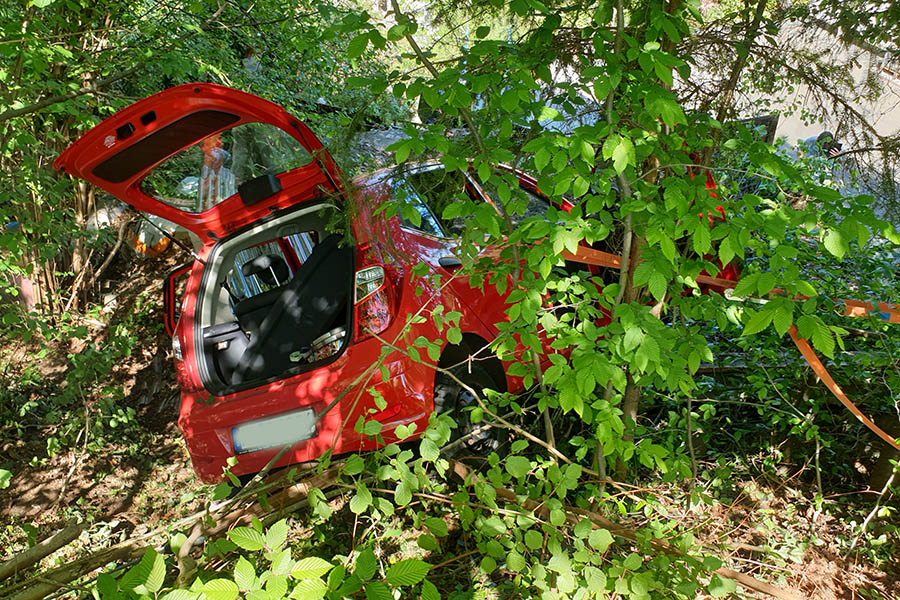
55 84 553 483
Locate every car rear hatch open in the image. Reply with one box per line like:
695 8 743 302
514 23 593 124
54 83 344 242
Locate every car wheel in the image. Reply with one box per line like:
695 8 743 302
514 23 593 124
433 364 506 458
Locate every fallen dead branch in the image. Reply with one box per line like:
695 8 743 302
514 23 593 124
451 461 805 600
0 464 342 600
0 525 85 583
0 443 809 600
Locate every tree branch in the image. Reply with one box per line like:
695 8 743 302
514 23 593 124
0 64 144 125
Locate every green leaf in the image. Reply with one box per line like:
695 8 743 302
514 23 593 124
500 90 519 112
585 566 607 594
534 147 551 173
772 306 793 336
119 547 165 593
475 25 491 38
355 549 378 580
266 573 287 598
811 322 836 358
708 574 737 597
385 559 431 586
422 86 440 109
742 309 774 336
602 133 621 160
623 552 642 570
883 224 900 244
162 590 198 600
424 517 448 537
660 236 676 262
731 272 758 298
234 557 256 591
291 557 333 580
611 137 635 174
386 23 407 41
574 519 592 538
395 481 412 506
646 92 684 127
823 229 848 260
648 271 667 302
481 516 507 536
227 527 265 551
344 454 365 476
346 34 370 59
212 482 231 500
505 455 531 479
201 579 239 600
362 418 382 436
394 423 416 440
589 528 614 552
326 566 345 592
265 519 289 550
0 469 12 489
349 483 372 514
420 437 440 461
337 574 363 597
573 176 589 198
524 529 543 550
623 326 643 352
480 556 497 573
507 551 526 572
417 534 439 551
270 549 294 575
421 579 441 600
653 60 673 86
292 578 327 600
364 581 392 600
757 272 776 295
692 221 711 254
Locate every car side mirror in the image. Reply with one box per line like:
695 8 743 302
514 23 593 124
163 262 193 336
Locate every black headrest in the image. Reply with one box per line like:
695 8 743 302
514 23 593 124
241 254 289 286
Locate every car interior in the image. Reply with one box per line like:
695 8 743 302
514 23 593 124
196 204 355 392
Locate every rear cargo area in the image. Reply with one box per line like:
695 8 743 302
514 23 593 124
196 204 354 393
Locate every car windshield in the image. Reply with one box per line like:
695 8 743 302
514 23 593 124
140 122 314 214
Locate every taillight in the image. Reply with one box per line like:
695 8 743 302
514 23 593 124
354 263 397 340
356 266 385 302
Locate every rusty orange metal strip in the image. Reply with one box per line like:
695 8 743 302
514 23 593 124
789 325 900 452
562 246 900 451
562 246 621 269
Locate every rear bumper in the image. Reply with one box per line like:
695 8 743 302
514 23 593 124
178 345 432 483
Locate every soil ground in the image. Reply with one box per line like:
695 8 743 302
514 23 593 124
1 236 898 600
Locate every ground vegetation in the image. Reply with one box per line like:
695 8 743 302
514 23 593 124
0 0 898 599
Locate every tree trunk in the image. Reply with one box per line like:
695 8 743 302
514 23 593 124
616 235 646 480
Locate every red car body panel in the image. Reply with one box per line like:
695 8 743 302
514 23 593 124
53 83 341 240
58 85 736 484
56 84 529 483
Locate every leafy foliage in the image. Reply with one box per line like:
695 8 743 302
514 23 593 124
1 0 898 599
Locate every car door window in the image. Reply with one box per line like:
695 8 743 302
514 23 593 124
474 175 552 228
398 168 472 237
396 185 446 237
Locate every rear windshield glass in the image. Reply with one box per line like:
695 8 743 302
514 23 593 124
140 122 314 214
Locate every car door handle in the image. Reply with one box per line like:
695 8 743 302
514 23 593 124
439 256 462 269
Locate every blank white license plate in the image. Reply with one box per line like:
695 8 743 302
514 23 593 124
232 409 317 454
